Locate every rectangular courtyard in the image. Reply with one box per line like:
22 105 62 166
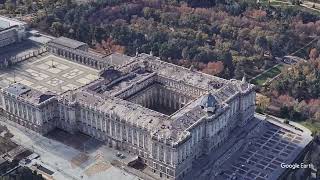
0 54 100 94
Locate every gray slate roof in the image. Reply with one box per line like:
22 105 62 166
5 83 31 96
50 37 87 49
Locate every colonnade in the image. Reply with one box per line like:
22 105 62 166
156 76 206 98
47 43 109 70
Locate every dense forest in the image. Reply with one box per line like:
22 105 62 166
1 0 320 80
1 0 320 123
267 58 320 124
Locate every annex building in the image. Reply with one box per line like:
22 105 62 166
0 35 312 180
0 16 26 48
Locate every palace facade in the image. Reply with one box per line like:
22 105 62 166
0 36 255 179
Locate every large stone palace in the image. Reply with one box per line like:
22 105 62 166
0 36 255 179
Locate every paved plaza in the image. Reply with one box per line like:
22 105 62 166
0 118 139 180
2 113 311 180
0 54 99 94
210 116 311 180
216 121 308 180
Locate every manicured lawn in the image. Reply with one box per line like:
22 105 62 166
260 0 293 6
251 64 284 86
300 121 320 134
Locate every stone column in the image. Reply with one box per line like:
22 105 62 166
146 91 150 108
106 119 109 134
108 120 111 136
137 131 140 147
163 147 166 163
142 133 145 149
118 123 122 149
115 122 118 139
159 88 162 106
131 128 134 145
26 105 30 122
126 126 129 142
157 144 160 161
103 119 106 132
142 94 146 107
174 93 177 110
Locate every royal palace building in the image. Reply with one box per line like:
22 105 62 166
0 36 256 179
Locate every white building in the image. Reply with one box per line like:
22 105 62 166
0 16 27 48
0 37 256 180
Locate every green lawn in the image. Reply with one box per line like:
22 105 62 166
251 64 284 86
260 0 293 6
300 121 320 135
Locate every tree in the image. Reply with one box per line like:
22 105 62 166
50 22 63 37
23 0 32 12
255 36 268 58
4 0 15 11
314 111 320 122
159 43 180 60
309 48 319 60
202 61 224 75
234 61 245 79
256 95 270 113
221 51 234 78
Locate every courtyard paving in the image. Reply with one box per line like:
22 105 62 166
0 54 99 94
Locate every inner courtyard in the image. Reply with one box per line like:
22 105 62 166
126 83 194 115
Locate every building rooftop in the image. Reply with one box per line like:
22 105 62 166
103 53 132 66
5 83 31 96
88 67 154 97
138 54 228 90
61 91 169 132
0 16 26 30
49 37 87 50
4 83 55 105
58 53 254 144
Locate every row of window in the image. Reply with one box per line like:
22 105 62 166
5 98 37 124
78 108 149 149
157 76 203 96
121 76 155 98
152 143 173 165
242 92 255 110
153 162 174 176
49 46 104 68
